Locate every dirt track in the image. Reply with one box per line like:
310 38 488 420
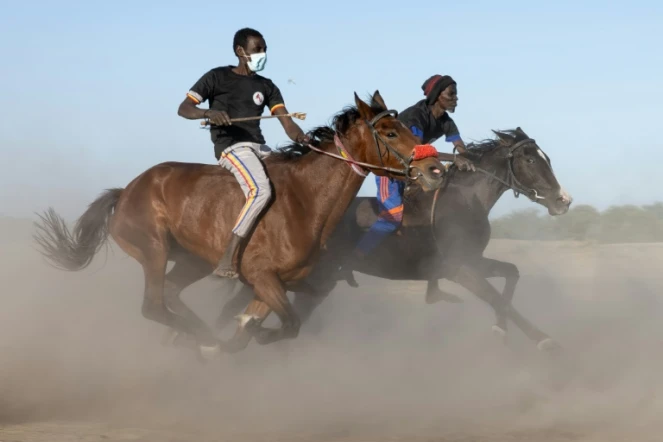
2 218 663 442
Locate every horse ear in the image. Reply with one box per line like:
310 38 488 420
492 130 515 144
371 90 388 111
355 92 376 120
515 126 529 137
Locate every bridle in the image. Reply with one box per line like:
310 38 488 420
305 109 437 181
464 137 546 202
430 137 548 242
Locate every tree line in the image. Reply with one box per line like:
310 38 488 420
490 202 663 243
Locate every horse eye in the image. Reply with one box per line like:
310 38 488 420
386 132 397 138
527 158 535 164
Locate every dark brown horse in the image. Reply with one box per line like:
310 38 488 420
33 91 446 360
216 127 573 351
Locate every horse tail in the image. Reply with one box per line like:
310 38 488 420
33 188 124 271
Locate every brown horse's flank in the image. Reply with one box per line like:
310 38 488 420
34 91 444 357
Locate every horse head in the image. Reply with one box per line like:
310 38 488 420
343 90 445 191
488 127 572 215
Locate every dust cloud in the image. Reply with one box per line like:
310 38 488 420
1 214 663 442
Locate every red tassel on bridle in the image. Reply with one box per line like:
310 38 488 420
412 144 438 161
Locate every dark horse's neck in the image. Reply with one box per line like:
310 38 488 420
446 149 513 215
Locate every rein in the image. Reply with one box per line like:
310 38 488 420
430 137 545 244
455 137 545 202
305 138 406 175
304 109 438 179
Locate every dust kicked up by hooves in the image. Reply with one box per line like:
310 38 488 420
2 217 663 442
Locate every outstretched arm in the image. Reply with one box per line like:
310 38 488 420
452 138 467 154
439 138 474 171
274 105 310 144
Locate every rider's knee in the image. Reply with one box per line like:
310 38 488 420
375 219 400 234
254 183 273 206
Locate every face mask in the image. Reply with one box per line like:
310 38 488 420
245 52 267 72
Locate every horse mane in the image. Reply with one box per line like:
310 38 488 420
438 128 525 177
464 129 520 157
404 129 523 205
269 97 385 163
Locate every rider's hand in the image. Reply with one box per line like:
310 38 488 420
454 155 475 172
296 133 312 145
205 110 232 126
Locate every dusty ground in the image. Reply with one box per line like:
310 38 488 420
2 217 663 441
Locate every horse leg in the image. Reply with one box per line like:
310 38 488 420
220 298 272 353
291 275 338 330
215 283 254 331
241 274 300 345
452 264 556 350
214 278 322 332
425 279 464 304
475 257 559 351
472 257 520 334
139 251 214 348
160 256 220 357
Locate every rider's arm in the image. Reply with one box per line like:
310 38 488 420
436 139 466 161
408 123 455 162
450 139 467 154
267 82 310 144
273 106 309 143
444 117 467 154
437 152 455 162
178 95 208 120
406 123 455 160
177 70 224 121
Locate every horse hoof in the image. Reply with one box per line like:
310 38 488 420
537 338 561 352
161 328 180 347
346 276 359 288
198 343 222 361
492 325 507 338
235 314 261 329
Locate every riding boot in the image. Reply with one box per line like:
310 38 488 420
213 233 243 279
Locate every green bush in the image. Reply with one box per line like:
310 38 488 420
490 202 663 243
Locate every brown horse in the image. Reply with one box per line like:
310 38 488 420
216 128 573 352
33 91 445 360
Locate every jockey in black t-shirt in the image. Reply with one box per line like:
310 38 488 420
178 27 311 279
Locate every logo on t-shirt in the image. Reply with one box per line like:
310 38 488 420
253 91 264 106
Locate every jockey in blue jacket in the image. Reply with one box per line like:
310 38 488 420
341 74 475 278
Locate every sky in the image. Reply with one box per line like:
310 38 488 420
0 0 662 220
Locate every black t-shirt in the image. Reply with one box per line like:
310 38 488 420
397 99 461 144
187 66 285 158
